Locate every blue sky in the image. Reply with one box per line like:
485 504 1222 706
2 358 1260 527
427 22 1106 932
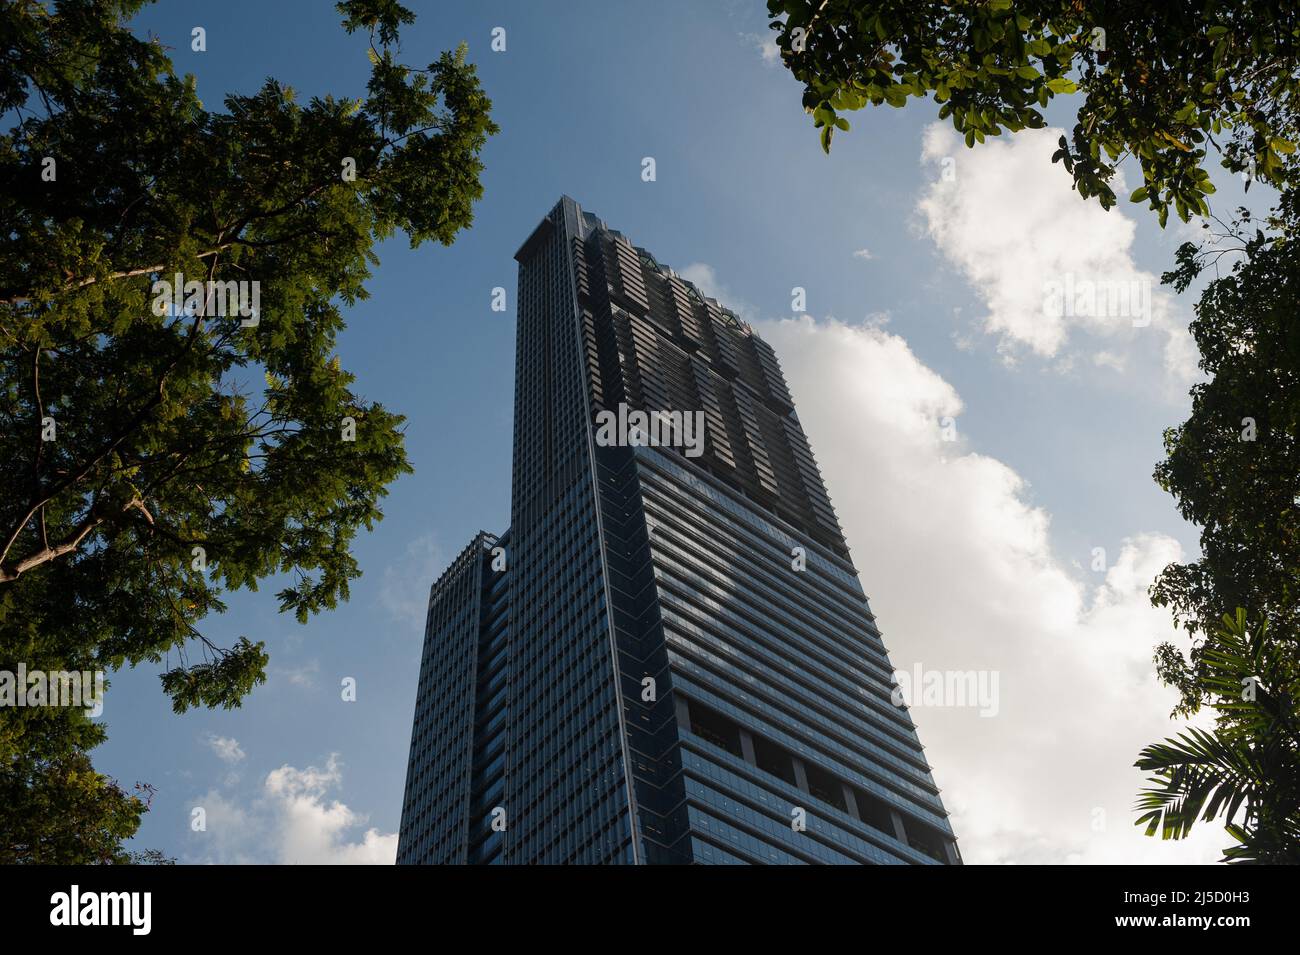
91 0 1260 863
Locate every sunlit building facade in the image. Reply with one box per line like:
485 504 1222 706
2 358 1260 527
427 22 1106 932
397 197 958 865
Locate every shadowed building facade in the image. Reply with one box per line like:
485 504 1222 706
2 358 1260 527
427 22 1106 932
397 197 959 865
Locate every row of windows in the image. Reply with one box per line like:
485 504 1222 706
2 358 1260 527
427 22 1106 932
682 752 909 865
658 597 920 755
652 553 894 714
663 621 936 791
640 470 887 666
637 448 864 594
642 478 883 658
682 698 954 863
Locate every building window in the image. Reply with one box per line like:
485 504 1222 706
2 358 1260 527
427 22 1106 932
803 762 846 812
753 735 797 787
903 817 950 864
851 787 896 836
688 702 744 759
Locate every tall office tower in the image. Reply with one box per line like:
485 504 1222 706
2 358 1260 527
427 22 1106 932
397 197 959 865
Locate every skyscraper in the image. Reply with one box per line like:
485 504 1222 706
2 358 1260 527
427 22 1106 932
397 197 959 865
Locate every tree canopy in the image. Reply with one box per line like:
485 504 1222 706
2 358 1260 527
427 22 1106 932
767 0 1300 227
1151 197 1300 716
1136 609 1300 863
0 0 495 858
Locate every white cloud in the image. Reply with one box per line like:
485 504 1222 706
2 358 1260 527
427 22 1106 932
264 755 397 865
380 533 443 629
678 262 759 321
188 754 397 865
740 31 780 66
678 262 723 298
917 124 1197 385
759 315 1223 864
205 734 245 765
188 788 259 864
269 658 319 689
852 248 874 261
1092 349 1128 372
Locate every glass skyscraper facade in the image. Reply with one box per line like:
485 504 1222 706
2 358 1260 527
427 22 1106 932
397 197 959 865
